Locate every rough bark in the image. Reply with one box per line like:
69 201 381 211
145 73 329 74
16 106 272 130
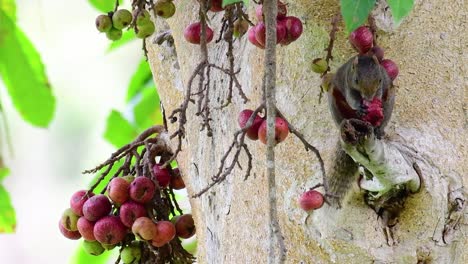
146 0 467 263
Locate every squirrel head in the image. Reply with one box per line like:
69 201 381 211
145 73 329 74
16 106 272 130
349 55 385 102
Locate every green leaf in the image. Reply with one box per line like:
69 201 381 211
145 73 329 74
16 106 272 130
340 0 376 33
222 0 248 8
0 184 16 233
0 167 10 182
107 30 136 52
104 110 138 148
133 85 162 130
126 59 153 102
387 0 414 24
88 0 117 13
0 10 56 127
71 240 114 264
0 0 16 21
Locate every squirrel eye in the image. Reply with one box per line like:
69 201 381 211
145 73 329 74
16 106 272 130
379 79 382 84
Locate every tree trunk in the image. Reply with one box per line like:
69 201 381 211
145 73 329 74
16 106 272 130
146 0 467 263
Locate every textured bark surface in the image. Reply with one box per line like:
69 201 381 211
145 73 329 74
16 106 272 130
146 0 467 263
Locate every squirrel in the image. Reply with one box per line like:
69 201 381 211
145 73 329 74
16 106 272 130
325 54 395 207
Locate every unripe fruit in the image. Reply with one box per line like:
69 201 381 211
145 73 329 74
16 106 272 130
170 168 185 190
70 190 93 216
154 0 176 19
107 177 130 205
349 26 373 54
136 22 156 39
380 59 399 81
130 176 156 203
183 22 214 44
152 221 176 246
255 22 286 47
112 9 133 29
255 2 287 22
258 117 289 145
173 214 196 239
83 240 105 256
132 217 157 241
311 58 328 74
369 46 384 61
106 27 123 41
133 9 151 26
122 175 135 184
101 243 117 250
248 26 264 49
95 15 112 32
298 190 324 211
238 109 263 140
210 0 224 12
94 216 127 245
153 164 171 188
77 217 96 241
121 242 142 264
280 16 303 45
82 194 112 222
233 19 249 38
119 201 147 227
61 208 80 231
321 73 334 92
59 221 82 240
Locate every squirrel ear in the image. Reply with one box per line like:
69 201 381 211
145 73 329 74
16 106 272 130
352 56 358 70
372 55 379 65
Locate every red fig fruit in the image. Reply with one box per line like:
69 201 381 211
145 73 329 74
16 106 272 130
93 216 127 245
184 22 214 45
279 16 303 45
70 190 93 216
152 164 171 188
258 117 289 145
107 177 130 205
59 221 81 240
119 201 147 228
349 26 373 54
238 109 264 140
129 176 156 204
82 194 112 222
380 59 399 81
298 190 324 211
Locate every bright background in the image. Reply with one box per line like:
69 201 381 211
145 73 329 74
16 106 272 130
0 0 143 262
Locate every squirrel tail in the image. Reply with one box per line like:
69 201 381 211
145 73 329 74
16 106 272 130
326 141 360 208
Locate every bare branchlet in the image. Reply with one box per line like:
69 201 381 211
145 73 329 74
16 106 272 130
165 1 249 167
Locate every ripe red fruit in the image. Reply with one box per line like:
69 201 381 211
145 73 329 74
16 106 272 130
210 0 224 12
255 1 287 22
173 214 196 239
248 26 264 49
82 194 112 222
361 98 384 126
184 22 214 44
152 221 176 247
238 109 264 140
258 117 289 145
119 201 147 228
77 217 96 241
132 217 157 241
70 190 94 216
380 59 399 81
107 177 130 205
170 168 186 190
93 216 127 245
369 46 384 61
59 221 82 240
129 176 156 203
255 22 286 47
279 16 303 45
152 164 171 188
298 190 324 211
349 26 373 54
